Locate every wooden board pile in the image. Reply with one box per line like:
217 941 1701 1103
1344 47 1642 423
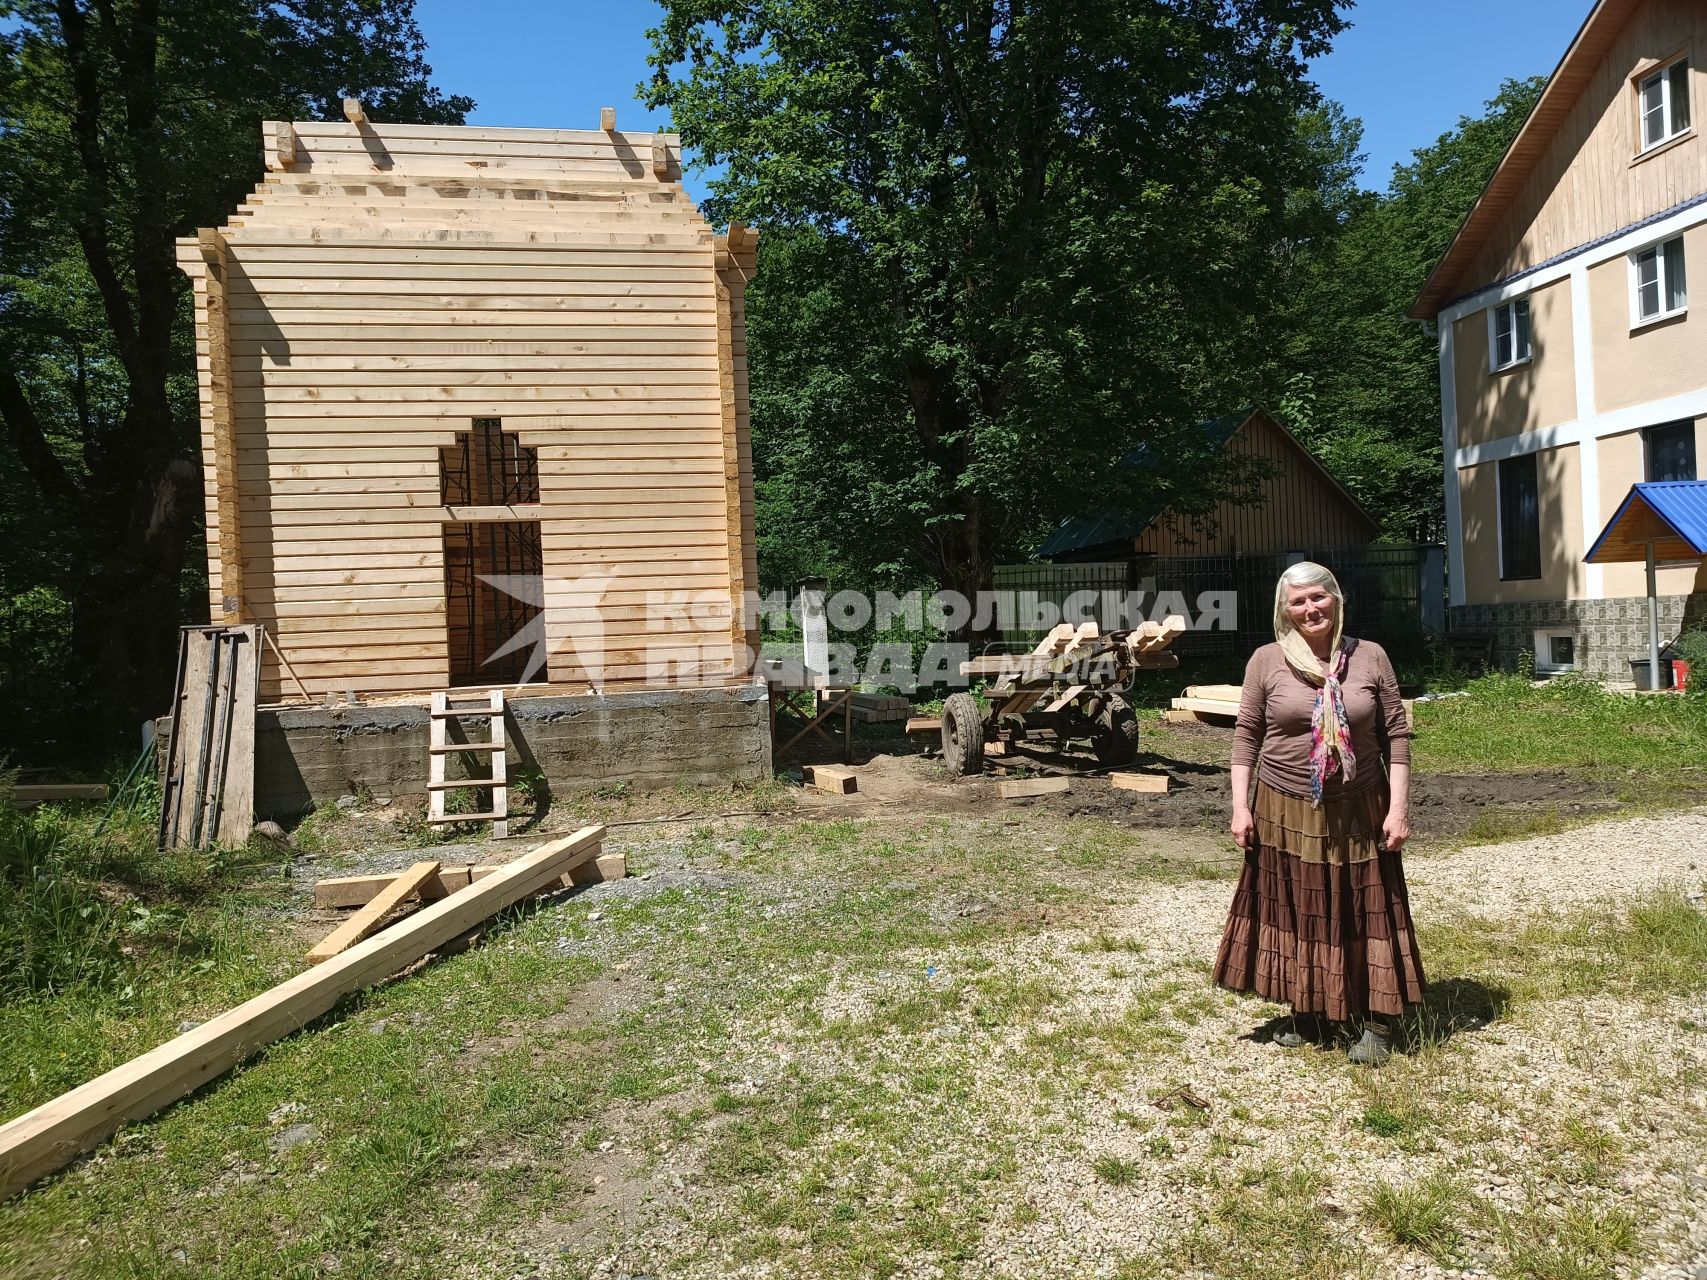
846 692 911 724
0 826 610 1202
5 784 108 809
1166 683 1242 725
1165 684 1414 729
157 624 261 850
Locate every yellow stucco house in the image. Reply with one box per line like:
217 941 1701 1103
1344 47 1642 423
1413 0 1707 679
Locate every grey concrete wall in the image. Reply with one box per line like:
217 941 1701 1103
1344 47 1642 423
1451 592 1707 683
161 683 772 820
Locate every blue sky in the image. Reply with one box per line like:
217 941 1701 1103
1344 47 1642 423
414 0 1588 200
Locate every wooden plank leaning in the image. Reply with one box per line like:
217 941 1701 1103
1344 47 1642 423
0 825 605 1203
306 860 441 964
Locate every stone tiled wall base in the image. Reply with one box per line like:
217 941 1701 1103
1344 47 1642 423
1451 593 1707 683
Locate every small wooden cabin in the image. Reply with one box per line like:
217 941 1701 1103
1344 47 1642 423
176 108 758 702
1037 409 1380 561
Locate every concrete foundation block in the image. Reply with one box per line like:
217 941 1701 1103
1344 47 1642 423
161 683 772 820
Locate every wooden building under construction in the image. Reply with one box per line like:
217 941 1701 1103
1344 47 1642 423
172 107 770 805
177 108 758 698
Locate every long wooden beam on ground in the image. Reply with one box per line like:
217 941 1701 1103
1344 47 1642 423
312 849 626 909
6 785 109 806
0 826 605 1202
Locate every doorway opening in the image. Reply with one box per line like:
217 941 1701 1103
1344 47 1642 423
441 419 543 687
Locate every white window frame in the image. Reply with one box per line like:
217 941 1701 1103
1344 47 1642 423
1637 57 1692 153
1628 234 1688 328
1487 296 1532 372
1533 629 1578 675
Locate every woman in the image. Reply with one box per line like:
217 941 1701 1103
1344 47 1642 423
1211 561 1425 1065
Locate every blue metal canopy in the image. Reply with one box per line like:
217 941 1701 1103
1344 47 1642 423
1584 480 1707 564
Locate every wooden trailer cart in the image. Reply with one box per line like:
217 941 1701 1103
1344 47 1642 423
940 617 1186 775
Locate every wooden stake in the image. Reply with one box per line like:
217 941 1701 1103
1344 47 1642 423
998 777 1069 800
259 625 314 703
343 97 368 125
805 765 857 795
0 827 605 1201
600 106 616 132
1110 772 1169 794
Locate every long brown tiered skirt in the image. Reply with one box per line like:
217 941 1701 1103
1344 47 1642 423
1212 782 1425 1020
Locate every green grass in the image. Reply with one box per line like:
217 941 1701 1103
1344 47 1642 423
1359 1103 1415 1139
1 776 1697 1279
0 814 1051 1279
1492 1200 1639 1280
1363 1173 1469 1259
1459 805 1586 844
1421 886 1707 1008
1178 1164 1372 1279
1092 1154 1142 1186
1413 672 1707 774
0 781 299 1122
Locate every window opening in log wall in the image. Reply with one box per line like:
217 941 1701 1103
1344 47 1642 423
441 417 540 505
441 420 544 687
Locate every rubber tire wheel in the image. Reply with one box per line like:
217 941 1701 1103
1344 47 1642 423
940 692 987 777
1056 700 1092 743
1092 693 1138 767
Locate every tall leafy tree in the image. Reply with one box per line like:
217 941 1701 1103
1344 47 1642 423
645 0 1350 617
1281 76 1546 542
0 1 470 758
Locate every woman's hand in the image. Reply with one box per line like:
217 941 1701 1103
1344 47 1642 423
1381 808 1411 852
1231 807 1258 851
1383 762 1412 852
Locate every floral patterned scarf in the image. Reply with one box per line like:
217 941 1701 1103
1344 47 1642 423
1278 631 1357 807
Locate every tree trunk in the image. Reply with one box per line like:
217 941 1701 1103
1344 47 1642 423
934 498 998 656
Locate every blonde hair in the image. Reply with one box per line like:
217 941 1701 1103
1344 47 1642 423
1272 561 1345 652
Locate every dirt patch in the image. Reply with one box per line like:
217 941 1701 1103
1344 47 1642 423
792 744 1691 852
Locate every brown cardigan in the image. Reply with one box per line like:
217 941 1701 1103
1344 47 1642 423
1231 639 1411 801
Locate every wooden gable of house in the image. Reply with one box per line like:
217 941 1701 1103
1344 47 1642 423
1413 0 1705 316
176 110 758 702
1133 411 1380 556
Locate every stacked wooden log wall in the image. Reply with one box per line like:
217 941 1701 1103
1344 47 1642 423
176 119 759 701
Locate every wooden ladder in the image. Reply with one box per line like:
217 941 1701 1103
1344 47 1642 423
428 689 509 839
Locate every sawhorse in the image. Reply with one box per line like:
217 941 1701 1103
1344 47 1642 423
768 683 854 765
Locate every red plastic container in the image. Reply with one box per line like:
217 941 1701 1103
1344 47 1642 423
1674 660 1691 692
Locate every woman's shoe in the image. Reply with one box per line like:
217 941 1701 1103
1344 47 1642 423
1347 1023 1391 1066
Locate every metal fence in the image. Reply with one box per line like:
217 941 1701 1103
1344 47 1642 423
995 545 1445 659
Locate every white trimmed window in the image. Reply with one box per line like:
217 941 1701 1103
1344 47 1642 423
1488 297 1532 371
1639 58 1691 151
1533 630 1577 675
1631 235 1688 326
1536 634 1570 682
